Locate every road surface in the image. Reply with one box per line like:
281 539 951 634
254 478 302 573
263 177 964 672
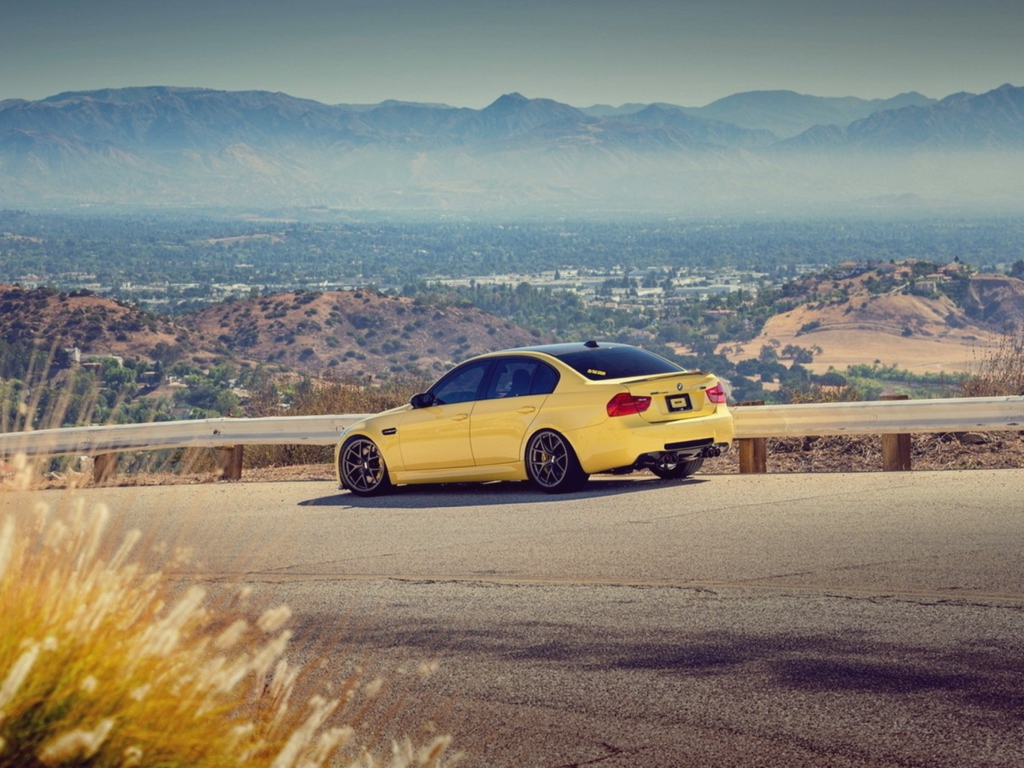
8 469 1024 766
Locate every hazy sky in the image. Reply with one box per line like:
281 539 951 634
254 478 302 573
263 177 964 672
2 0 1021 108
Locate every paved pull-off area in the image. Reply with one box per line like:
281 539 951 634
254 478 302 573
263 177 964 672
10 470 1024 766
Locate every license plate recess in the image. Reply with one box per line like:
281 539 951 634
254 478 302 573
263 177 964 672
666 393 693 413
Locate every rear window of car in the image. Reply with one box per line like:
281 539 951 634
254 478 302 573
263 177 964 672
552 347 683 380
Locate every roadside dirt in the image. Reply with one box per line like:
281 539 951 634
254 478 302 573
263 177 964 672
702 431 1024 474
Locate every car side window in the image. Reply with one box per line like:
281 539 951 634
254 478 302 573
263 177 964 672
530 362 559 395
487 359 535 399
485 359 559 399
430 360 492 405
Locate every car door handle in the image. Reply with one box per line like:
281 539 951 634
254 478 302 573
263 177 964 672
517 406 536 414
452 413 469 421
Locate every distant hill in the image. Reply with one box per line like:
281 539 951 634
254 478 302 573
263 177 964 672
183 288 543 376
683 90 936 139
961 273 1024 328
0 285 544 378
5 265 1023 386
581 91 937 138
784 84 1024 150
721 264 1024 375
0 285 199 361
1 84 1022 211
618 104 776 148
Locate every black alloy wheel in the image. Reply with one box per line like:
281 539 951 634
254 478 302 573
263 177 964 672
339 436 393 496
525 429 589 493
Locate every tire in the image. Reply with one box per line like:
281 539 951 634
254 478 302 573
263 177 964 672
339 436 393 496
525 430 589 493
650 454 704 480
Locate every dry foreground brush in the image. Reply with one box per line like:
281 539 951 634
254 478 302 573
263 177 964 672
0 458 458 768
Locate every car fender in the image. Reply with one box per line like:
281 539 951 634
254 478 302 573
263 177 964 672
518 419 600 464
336 422 405 473
516 389 615 459
533 390 611 431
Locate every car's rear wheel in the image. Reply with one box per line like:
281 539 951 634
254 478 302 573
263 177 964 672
525 429 589 493
650 454 704 480
339 436 393 496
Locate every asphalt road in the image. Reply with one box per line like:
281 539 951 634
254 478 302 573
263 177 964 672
10 470 1024 766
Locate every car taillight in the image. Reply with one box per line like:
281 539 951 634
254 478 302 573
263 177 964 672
607 392 651 417
706 383 727 404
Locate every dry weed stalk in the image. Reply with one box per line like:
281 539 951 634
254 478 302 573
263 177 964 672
961 330 1024 397
781 383 863 404
0 458 457 767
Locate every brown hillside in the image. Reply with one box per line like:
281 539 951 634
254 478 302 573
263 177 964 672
184 289 544 377
961 274 1024 329
721 267 1017 374
0 285 206 362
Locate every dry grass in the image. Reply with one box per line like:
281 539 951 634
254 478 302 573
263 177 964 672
780 383 864 404
0 457 458 767
961 330 1024 397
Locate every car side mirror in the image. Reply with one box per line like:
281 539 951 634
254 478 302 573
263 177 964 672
410 392 435 409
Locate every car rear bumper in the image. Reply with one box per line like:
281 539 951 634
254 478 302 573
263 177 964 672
569 408 734 475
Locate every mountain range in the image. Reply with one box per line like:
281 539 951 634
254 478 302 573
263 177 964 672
1 84 1022 212
582 91 936 139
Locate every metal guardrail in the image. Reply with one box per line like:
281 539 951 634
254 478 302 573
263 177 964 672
1 397 1022 480
0 414 371 459
2 397 1023 460
730 396 1024 439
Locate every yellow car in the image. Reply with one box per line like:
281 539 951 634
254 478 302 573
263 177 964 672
336 341 733 495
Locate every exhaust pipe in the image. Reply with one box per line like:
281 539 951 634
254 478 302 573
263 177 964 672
702 445 722 458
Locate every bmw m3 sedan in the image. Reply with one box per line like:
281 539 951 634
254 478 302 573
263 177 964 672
336 341 733 495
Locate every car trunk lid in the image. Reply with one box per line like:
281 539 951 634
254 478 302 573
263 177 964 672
621 371 723 423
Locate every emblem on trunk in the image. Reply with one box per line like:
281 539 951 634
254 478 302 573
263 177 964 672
676 382 684 391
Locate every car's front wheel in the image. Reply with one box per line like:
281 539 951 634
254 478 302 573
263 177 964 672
525 429 589 493
649 454 704 480
339 436 393 496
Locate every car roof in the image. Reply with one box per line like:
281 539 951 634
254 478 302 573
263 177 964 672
498 341 632 357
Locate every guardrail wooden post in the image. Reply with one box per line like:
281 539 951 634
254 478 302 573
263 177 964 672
736 401 767 474
216 445 243 481
881 395 912 471
92 453 118 483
